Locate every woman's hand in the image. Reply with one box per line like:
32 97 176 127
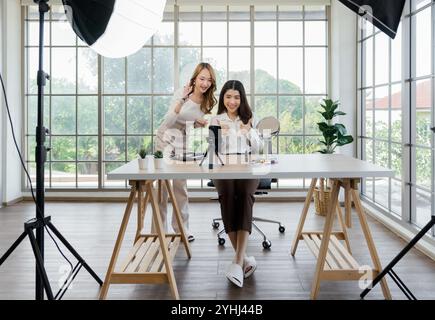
194 118 208 128
239 118 253 135
182 82 193 100
218 120 231 135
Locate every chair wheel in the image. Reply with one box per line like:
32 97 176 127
218 238 225 246
279 225 285 233
262 240 272 249
212 222 220 229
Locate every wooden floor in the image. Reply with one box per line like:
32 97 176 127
1 200 435 300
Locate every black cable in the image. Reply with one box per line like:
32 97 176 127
0 71 73 276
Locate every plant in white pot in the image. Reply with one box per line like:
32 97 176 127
138 148 148 170
315 99 354 216
153 150 164 169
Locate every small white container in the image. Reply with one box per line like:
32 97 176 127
138 158 148 170
154 158 164 169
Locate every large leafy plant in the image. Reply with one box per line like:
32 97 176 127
317 99 353 154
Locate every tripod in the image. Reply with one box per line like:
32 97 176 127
0 0 102 300
199 125 224 169
361 125 435 300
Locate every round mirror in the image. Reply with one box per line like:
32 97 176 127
256 116 280 137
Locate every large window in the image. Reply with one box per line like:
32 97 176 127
358 0 435 235
24 4 329 190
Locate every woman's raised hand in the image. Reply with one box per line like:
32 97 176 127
182 82 193 99
239 118 253 134
194 118 208 128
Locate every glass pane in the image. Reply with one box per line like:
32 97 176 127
51 21 76 46
279 21 302 45
305 136 322 154
103 58 125 94
254 96 277 120
52 136 76 161
179 6 201 21
415 79 432 147
278 6 303 20
27 137 36 163
255 48 277 94
104 162 125 187
255 21 277 45
153 96 172 134
391 143 403 179
391 84 402 143
52 48 76 94
27 163 50 189
78 48 98 94
127 96 152 134
279 96 303 134
412 0 431 11
415 147 431 189
179 48 201 87
365 138 374 163
203 48 227 91
375 140 389 168
179 22 201 46
51 163 76 188
27 95 50 134
364 37 373 87
391 26 402 82
229 48 250 93
364 89 373 137
255 6 277 20
415 7 431 77
374 86 389 140
127 48 151 94
305 21 326 46
104 137 126 161
415 187 431 227
364 177 374 200
305 48 326 94
375 32 389 85
27 48 50 94
78 136 98 161
153 21 174 45
203 6 227 20
374 177 389 209
305 96 324 135
391 179 402 216
229 6 250 20
203 22 227 46
127 136 153 161
279 136 303 154
279 48 303 93
305 6 326 20
52 96 76 134
229 22 250 46
153 48 174 94
77 162 98 188
104 96 125 134
27 21 49 46
77 96 98 135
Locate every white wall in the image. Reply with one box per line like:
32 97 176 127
330 0 357 157
1 0 23 205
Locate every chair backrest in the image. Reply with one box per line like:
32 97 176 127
256 116 280 137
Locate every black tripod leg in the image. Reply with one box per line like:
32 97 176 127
361 216 435 299
27 228 54 300
0 231 27 265
46 222 103 285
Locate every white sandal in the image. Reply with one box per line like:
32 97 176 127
243 256 257 279
225 263 244 288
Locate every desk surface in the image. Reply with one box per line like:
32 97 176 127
107 154 394 180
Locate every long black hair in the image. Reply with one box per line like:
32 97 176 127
217 80 252 125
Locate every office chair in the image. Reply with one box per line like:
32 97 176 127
210 116 285 249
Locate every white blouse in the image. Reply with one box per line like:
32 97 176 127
210 112 262 155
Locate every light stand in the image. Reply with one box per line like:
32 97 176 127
199 125 224 169
360 127 435 300
0 0 102 300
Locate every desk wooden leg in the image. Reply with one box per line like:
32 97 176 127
99 183 137 300
336 203 352 254
345 183 352 228
135 182 150 243
147 182 180 300
351 187 391 300
291 178 317 256
164 180 192 259
310 179 340 300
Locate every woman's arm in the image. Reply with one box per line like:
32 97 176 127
243 117 262 154
160 86 191 128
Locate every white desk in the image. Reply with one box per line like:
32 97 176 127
99 154 394 299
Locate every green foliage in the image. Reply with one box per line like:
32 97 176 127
317 99 353 154
154 150 163 159
138 148 147 159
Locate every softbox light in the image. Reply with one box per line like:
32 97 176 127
62 0 167 58
338 0 406 39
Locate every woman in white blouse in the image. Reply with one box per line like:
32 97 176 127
211 80 261 288
155 62 217 241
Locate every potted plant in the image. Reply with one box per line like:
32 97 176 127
138 148 148 170
153 150 164 169
314 99 354 216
